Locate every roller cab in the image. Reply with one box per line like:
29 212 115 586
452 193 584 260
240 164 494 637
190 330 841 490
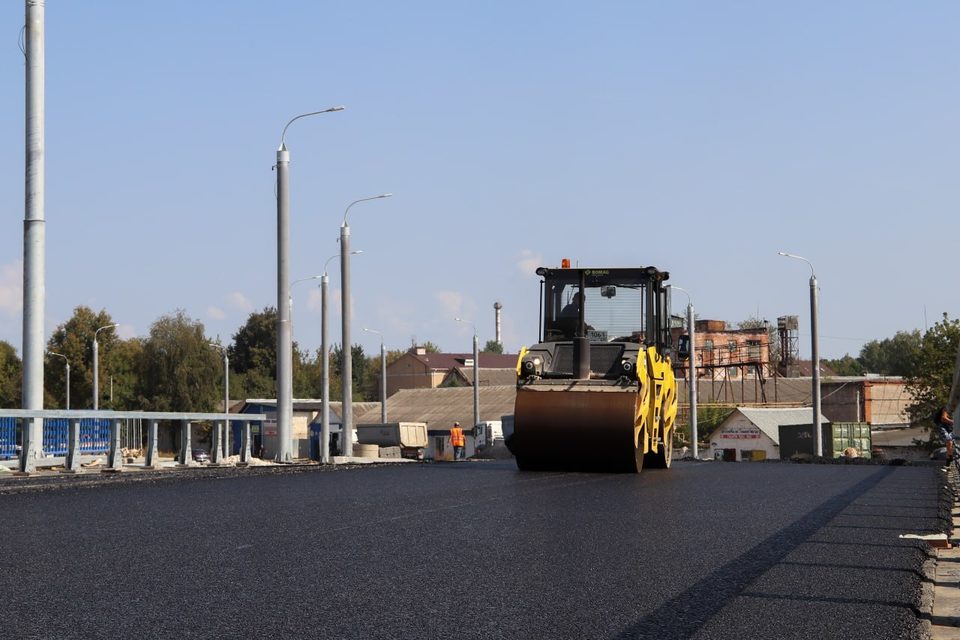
508 265 677 472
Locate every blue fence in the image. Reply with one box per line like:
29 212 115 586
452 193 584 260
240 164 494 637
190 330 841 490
0 417 113 459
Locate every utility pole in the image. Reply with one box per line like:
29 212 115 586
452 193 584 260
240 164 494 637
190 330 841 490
20 0 46 472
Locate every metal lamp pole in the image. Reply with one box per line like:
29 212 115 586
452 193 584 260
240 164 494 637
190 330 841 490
363 328 388 423
209 342 230 455
672 286 697 459
47 351 69 410
21 0 46 471
322 252 359 461
341 194 392 456
779 252 822 457
93 323 118 410
455 317 480 429
275 106 344 463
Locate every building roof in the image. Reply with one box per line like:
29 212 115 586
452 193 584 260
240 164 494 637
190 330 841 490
241 399 380 423
357 385 517 428
443 367 518 387
401 351 519 372
721 407 830 445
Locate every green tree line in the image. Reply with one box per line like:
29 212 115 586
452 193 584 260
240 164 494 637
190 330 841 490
0 305 414 411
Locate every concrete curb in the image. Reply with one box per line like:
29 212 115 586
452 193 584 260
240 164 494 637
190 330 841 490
930 464 960 639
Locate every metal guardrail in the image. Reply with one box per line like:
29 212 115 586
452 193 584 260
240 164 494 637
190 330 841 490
1 409 266 474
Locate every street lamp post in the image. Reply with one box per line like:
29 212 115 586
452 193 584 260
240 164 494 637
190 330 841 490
209 342 230 456
455 317 480 429
779 251 822 457
341 194 392 457
93 323 118 410
47 351 69 410
275 106 344 463
321 252 360 461
671 287 697 460
363 328 388 424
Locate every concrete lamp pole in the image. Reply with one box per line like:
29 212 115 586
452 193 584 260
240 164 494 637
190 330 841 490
47 351 69 410
341 194 392 457
209 342 230 456
363 328 388 424
778 251 822 458
321 252 360 461
275 105 344 463
93 323 119 410
21 0 46 471
455 317 480 429
671 286 697 460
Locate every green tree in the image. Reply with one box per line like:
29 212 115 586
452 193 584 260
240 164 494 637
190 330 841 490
46 306 119 409
361 349 405 400
135 310 219 412
0 340 22 407
482 340 504 354
419 341 441 354
905 314 960 428
858 330 922 376
229 307 278 398
105 338 144 410
825 354 864 377
332 344 370 401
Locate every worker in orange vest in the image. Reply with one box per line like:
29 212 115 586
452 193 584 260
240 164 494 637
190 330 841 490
450 421 466 461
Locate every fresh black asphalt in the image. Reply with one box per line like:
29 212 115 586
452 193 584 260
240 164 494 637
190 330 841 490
0 461 943 639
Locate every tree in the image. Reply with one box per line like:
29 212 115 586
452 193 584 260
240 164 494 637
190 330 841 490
905 314 960 428
135 310 220 412
332 344 371 401
419 341 441 354
360 349 405 400
482 340 504 354
858 330 922 376
229 307 278 398
0 340 21 408
824 354 864 377
46 306 119 409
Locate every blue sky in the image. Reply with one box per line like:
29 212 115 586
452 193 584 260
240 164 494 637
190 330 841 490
1 2 957 361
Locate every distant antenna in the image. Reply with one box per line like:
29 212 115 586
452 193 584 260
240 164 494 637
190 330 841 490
494 302 503 345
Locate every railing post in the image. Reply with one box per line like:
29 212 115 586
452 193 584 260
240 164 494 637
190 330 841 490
106 418 123 471
239 421 252 465
211 421 224 464
17 418 37 474
178 420 192 465
64 418 80 472
145 419 159 468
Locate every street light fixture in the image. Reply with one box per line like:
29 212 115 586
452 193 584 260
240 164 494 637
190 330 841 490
670 286 698 460
93 323 119 410
341 194 391 457
455 317 480 429
275 105 344 463
778 251 822 457
363 327 388 424
47 351 69 410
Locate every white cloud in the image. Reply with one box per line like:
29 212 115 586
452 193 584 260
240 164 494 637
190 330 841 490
226 292 253 312
207 305 226 320
516 249 543 278
0 260 23 317
435 290 464 319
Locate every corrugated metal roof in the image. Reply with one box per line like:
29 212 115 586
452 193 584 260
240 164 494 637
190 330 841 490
445 367 518 387
357 385 517 428
724 407 829 444
403 351 519 371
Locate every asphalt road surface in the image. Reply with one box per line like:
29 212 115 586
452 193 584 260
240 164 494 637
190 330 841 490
0 460 943 639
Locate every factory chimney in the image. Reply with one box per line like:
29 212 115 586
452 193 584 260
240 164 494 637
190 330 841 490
494 302 503 345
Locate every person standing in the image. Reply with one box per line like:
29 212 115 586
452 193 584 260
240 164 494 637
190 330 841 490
450 421 465 461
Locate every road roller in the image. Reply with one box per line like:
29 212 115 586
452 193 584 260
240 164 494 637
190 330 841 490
508 263 678 472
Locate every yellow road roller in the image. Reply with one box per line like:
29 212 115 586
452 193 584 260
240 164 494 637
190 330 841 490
508 264 678 472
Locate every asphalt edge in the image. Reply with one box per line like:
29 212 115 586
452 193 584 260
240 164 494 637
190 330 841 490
928 462 960 640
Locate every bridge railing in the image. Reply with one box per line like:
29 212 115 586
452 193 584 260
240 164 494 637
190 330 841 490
0 409 266 474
